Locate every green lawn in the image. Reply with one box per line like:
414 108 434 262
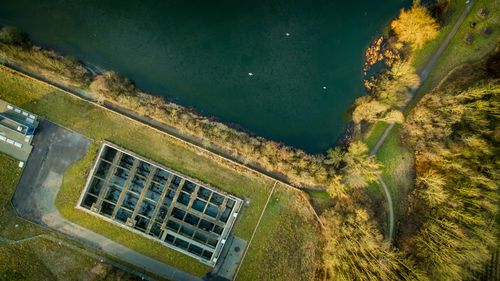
305 189 333 215
236 184 322 281
413 0 499 101
0 65 319 279
410 0 467 71
0 237 136 281
363 121 386 151
0 153 45 240
0 153 137 280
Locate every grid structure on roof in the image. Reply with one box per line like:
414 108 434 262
78 142 243 266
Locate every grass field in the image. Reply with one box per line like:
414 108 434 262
0 154 45 240
0 238 136 281
413 0 499 101
0 153 137 281
0 65 321 279
366 126 414 238
236 184 322 281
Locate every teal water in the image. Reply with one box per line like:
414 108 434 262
0 0 408 153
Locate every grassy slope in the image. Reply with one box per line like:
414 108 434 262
0 154 135 281
237 184 322 281
0 65 318 279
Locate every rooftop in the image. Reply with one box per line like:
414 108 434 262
0 99 38 161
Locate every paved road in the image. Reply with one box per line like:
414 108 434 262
12 120 202 281
370 1 475 241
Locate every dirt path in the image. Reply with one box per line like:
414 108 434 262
369 1 475 242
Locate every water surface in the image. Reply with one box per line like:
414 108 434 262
0 0 408 152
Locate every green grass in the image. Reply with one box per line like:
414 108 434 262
414 0 499 100
305 189 333 215
375 126 414 223
0 153 46 240
364 126 414 238
363 121 387 151
410 0 467 71
236 184 322 281
0 65 319 278
0 238 135 281
0 153 136 280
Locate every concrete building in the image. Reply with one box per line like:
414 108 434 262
0 100 39 162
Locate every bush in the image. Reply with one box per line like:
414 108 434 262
90 72 334 188
0 26 91 87
0 26 28 46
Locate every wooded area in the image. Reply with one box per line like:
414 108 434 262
400 56 499 280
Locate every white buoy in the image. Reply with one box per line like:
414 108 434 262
15 224 19 228
248 72 253 76
323 86 327 90
285 32 290 37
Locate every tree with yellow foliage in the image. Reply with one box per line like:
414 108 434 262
391 2 439 49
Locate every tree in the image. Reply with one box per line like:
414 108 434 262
391 3 439 49
0 26 28 46
341 141 382 188
389 61 420 90
325 147 344 169
400 62 499 279
322 191 425 281
377 62 420 107
90 71 137 102
352 99 389 124
382 110 404 123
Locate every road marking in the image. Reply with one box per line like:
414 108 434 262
233 181 277 280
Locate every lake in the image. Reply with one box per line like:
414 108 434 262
0 0 408 153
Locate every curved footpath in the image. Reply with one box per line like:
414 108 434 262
370 0 475 241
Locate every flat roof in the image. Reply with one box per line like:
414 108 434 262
0 100 38 161
78 142 243 266
0 100 39 132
